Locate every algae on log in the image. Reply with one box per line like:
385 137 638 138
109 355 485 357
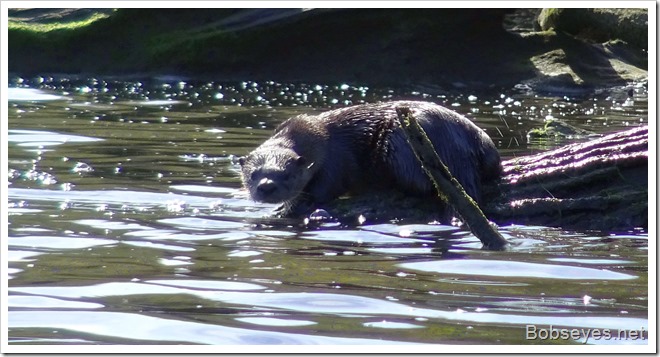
485 125 648 231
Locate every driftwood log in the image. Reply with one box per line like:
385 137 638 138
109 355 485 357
326 125 648 232
484 125 649 231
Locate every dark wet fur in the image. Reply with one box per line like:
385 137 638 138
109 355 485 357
239 101 501 217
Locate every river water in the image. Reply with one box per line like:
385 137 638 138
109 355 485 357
6 76 649 349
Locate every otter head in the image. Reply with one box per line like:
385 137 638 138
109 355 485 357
239 147 315 204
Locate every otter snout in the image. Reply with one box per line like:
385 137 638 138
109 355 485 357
253 177 283 203
257 178 276 195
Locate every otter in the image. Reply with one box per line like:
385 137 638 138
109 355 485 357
238 101 501 217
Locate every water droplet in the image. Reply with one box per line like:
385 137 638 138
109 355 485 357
72 162 94 174
308 209 332 221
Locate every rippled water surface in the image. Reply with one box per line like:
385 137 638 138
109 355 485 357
6 76 649 347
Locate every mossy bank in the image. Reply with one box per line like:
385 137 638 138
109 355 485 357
9 8 648 92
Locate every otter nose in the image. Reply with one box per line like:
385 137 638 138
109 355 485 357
257 178 277 196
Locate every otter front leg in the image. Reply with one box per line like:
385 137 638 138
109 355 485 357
274 195 316 217
277 173 348 217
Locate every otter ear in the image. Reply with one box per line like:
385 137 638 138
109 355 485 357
238 156 246 166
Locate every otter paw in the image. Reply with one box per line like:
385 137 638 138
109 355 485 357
275 199 315 218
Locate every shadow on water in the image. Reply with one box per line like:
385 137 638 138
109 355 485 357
7 76 649 346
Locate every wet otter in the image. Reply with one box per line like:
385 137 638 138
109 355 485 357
239 101 501 217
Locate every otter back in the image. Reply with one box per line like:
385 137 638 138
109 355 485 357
239 100 501 217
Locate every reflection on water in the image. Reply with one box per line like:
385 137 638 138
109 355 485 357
6 77 649 347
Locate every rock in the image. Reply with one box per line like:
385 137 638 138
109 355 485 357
538 8 648 49
520 30 647 93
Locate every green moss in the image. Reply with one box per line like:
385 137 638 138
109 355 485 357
537 8 562 30
527 120 555 138
537 8 648 49
8 9 245 74
8 12 111 32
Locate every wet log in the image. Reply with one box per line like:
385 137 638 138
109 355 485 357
326 125 648 232
484 125 648 231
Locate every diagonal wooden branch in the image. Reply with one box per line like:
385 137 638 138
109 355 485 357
395 106 508 250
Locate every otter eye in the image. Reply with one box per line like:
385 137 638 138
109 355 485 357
238 157 247 166
250 171 258 181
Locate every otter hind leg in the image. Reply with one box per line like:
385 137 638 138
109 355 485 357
383 134 434 194
415 111 486 203
386 128 483 204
